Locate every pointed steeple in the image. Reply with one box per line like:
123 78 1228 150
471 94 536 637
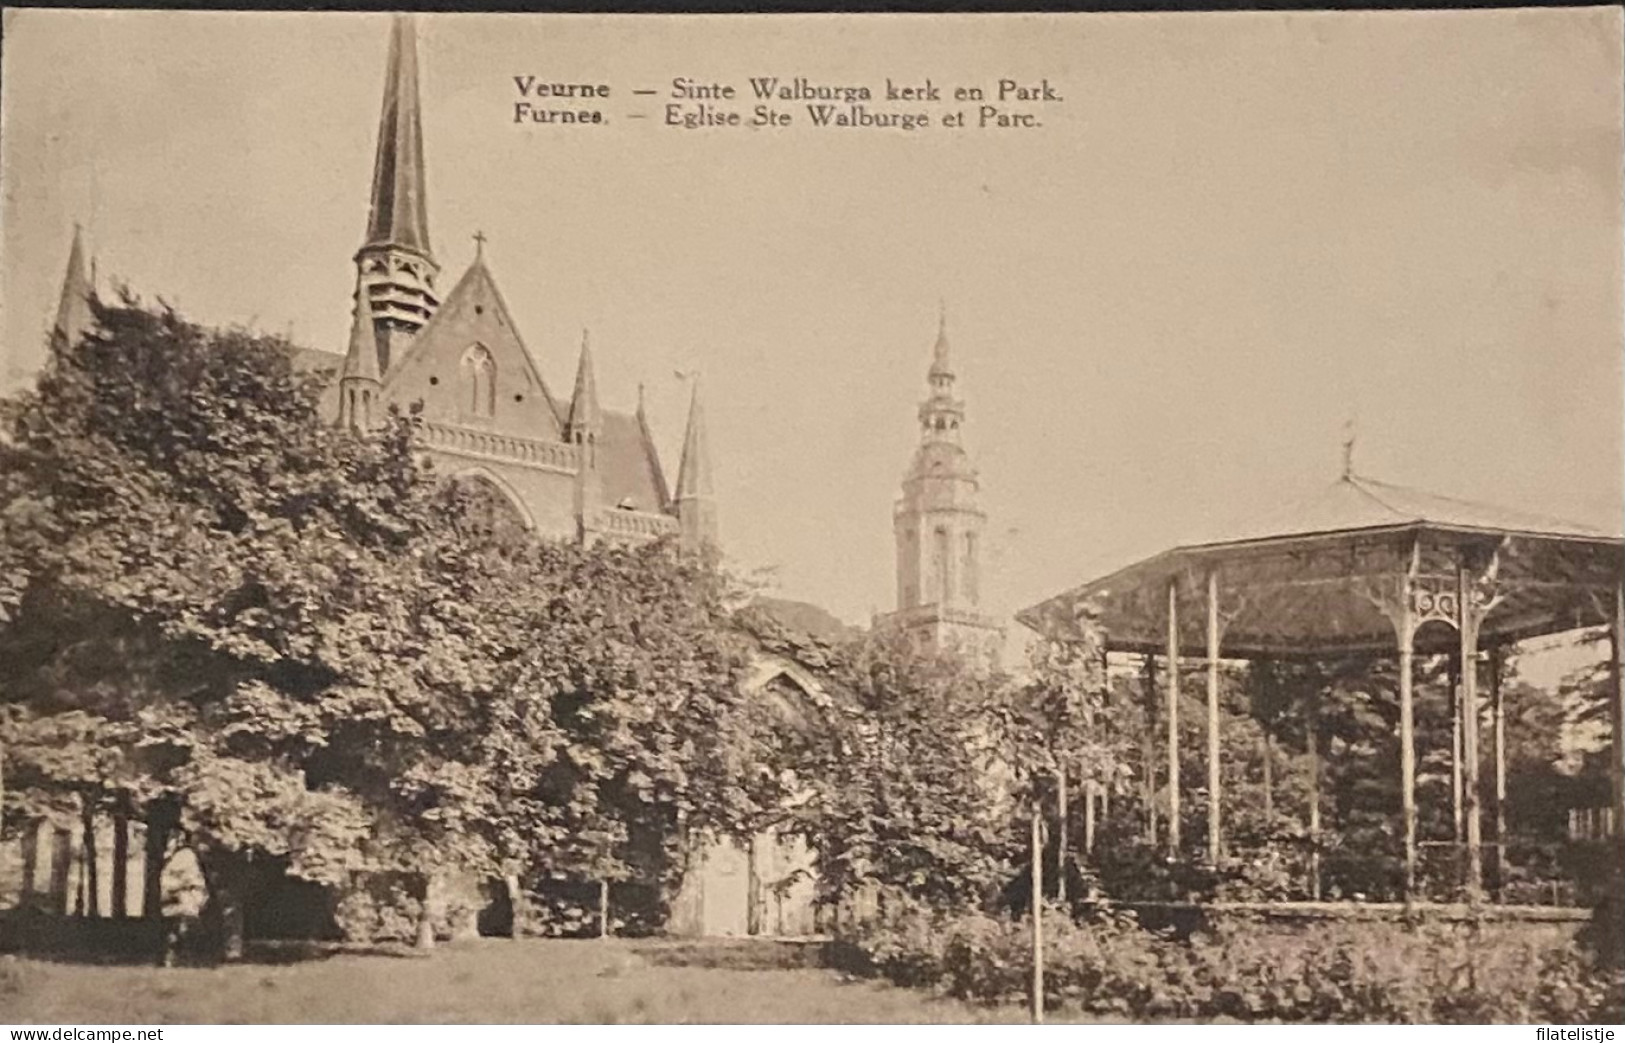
364 15 431 257
929 299 952 379
674 378 718 549
918 305 965 446
353 14 439 380
341 285 381 383
565 329 602 444
339 280 381 432
52 224 95 347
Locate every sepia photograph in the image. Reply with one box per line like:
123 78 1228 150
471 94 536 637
0 5 1621 1026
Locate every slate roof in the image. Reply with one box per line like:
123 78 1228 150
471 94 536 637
363 17 432 257
601 410 669 514
1018 471 1623 655
288 346 343 417
1195 473 1616 548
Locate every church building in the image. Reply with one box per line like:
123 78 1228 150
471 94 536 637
23 14 732 940
335 16 714 549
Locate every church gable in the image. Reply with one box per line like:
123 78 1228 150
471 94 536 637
380 259 562 442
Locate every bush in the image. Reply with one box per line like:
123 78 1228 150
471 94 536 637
836 902 1621 1023
332 873 479 945
333 879 421 944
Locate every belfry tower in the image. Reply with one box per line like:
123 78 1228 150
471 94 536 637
877 310 1003 664
353 15 439 378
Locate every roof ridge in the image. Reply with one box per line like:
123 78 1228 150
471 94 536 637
1354 473 1605 535
1344 473 1415 521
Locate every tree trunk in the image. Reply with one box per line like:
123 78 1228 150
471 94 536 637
1142 654 1158 845
746 836 761 937
220 892 246 962
74 829 86 916
142 814 169 920
81 801 100 919
20 820 40 897
112 810 129 919
1030 802 1044 1025
1056 770 1068 905
504 874 524 938
415 873 437 951
1261 732 1274 822
1307 690 1322 902
49 825 73 915
199 853 248 963
599 879 610 940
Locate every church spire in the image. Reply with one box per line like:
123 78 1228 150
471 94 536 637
918 305 965 446
674 378 718 549
52 224 95 348
565 329 602 445
364 15 431 257
930 299 952 379
354 14 439 377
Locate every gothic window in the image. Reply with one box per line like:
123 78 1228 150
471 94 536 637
461 345 496 418
962 531 979 603
901 528 919 606
933 526 951 605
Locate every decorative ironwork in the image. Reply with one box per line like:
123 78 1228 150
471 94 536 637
1411 577 1461 629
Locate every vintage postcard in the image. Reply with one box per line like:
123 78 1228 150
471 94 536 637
0 6 1621 1027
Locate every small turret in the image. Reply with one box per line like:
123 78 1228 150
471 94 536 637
52 224 95 349
673 378 718 550
567 330 604 543
565 329 602 452
339 279 382 432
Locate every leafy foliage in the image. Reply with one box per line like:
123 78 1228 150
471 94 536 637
0 295 769 957
767 626 1012 912
835 898 1623 1023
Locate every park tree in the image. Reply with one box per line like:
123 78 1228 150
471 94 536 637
0 292 781 955
1006 614 1122 904
779 628 1011 914
0 293 479 956
449 526 768 934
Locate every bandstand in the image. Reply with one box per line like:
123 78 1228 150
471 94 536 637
1018 463 1624 908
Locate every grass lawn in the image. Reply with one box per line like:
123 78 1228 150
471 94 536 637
1 938 1059 1024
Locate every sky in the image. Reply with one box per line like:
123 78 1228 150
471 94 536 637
3 9 1622 680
